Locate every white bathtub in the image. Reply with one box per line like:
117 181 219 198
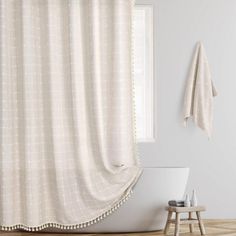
47 167 189 233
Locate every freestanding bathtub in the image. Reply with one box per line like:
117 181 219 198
47 167 189 233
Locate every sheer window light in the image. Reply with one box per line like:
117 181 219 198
134 5 154 142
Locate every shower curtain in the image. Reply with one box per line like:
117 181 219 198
0 0 141 231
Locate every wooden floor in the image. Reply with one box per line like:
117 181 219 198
0 220 236 236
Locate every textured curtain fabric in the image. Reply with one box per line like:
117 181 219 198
0 0 141 231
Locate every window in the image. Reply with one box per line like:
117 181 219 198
134 5 154 142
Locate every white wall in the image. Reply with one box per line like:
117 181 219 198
136 0 236 219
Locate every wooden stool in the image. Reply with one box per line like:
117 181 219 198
164 206 206 236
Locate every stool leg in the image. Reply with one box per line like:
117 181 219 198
164 211 173 235
174 212 180 236
189 212 194 233
196 211 206 235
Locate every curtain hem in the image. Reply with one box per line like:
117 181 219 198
0 169 142 232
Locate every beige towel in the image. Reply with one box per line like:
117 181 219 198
183 42 217 138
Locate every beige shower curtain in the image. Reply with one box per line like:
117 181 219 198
0 0 141 231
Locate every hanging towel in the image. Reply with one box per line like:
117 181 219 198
183 42 217 138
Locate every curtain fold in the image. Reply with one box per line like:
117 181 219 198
0 0 141 231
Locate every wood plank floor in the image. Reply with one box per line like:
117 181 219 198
0 220 236 236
